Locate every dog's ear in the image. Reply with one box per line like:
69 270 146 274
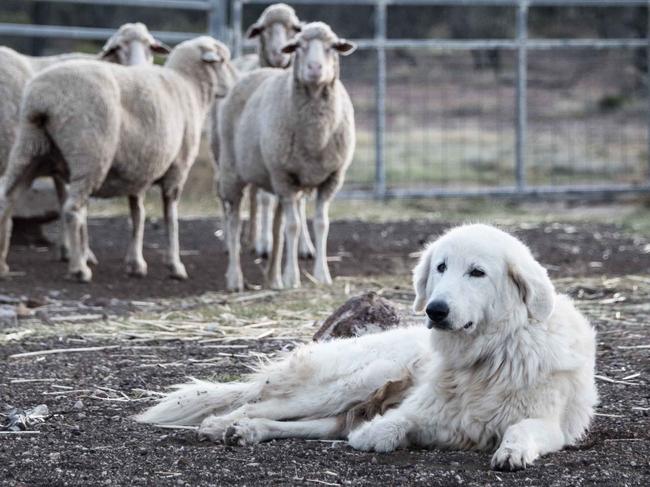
507 248 555 323
412 243 434 313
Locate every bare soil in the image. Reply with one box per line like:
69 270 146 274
3 216 649 301
1 217 649 486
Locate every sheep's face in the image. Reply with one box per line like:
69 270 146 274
281 23 356 87
195 38 237 99
249 20 301 68
100 22 170 66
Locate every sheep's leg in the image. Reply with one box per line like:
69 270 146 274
54 177 70 262
255 190 274 259
0 158 41 276
265 199 284 289
281 195 301 288
244 186 257 249
0 181 28 276
81 218 98 265
312 192 332 285
63 186 92 283
162 193 187 280
298 196 315 260
223 193 244 291
55 177 97 265
125 193 147 278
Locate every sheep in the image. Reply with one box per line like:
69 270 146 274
0 22 170 263
0 36 236 283
217 22 356 291
210 3 315 261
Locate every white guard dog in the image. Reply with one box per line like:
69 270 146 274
136 224 597 471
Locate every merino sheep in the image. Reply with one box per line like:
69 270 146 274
211 3 315 260
0 37 236 283
0 22 170 263
218 22 356 291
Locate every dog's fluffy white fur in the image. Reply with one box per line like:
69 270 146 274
136 224 597 471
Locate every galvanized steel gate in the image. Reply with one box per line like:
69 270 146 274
1 0 649 199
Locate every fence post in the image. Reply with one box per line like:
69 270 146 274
208 0 229 44
374 0 387 199
515 0 529 192
232 0 243 57
647 0 650 184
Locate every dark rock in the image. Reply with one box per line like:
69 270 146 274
313 292 400 341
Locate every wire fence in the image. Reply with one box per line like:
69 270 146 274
1 0 649 199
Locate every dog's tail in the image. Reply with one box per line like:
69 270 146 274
134 378 257 426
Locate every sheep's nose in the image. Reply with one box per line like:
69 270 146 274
426 300 449 323
307 61 322 75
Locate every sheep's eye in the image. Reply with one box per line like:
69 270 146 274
469 268 485 278
437 262 446 273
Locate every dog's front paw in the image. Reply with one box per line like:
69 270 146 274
348 419 405 453
491 444 537 471
223 418 265 446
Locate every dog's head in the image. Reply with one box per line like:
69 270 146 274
412 224 555 335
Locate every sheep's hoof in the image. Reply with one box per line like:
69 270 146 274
313 268 333 286
282 274 301 289
86 249 99 266
66 267 92 283
0 263 10 279
268 279 284 290
169 263 188 281
58 245 70 262
255 250 269 260
298 249 314 260
126 260 148 278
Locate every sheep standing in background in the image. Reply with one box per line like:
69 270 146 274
211 3 315 260
218 22 356 291
0 22 170 264
0 37 236 283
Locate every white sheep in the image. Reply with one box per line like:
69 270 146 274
0 22 170 263
0 37 236 283
217 22 356 291
211 3 315 261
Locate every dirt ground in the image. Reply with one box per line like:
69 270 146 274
3 216 649 300
1 217 649 486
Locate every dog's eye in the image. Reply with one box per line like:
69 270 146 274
437 262 446 273
469 268 485 278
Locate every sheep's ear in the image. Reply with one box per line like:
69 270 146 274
281 40 299 54
507 250 555 323
333 39 356 56
412 244 434 313
246 23 264 39
202 51 222 63
150 40 171 55
99 36 120 59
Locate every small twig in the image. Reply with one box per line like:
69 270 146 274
305 479 340 486
10 378 70 384
595 374 639 386
10 346 120 359
0 431 41 435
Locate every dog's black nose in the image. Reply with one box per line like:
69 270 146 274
426 300 449 323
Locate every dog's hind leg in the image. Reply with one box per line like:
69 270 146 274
198 394 333 442
223 417 342 446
